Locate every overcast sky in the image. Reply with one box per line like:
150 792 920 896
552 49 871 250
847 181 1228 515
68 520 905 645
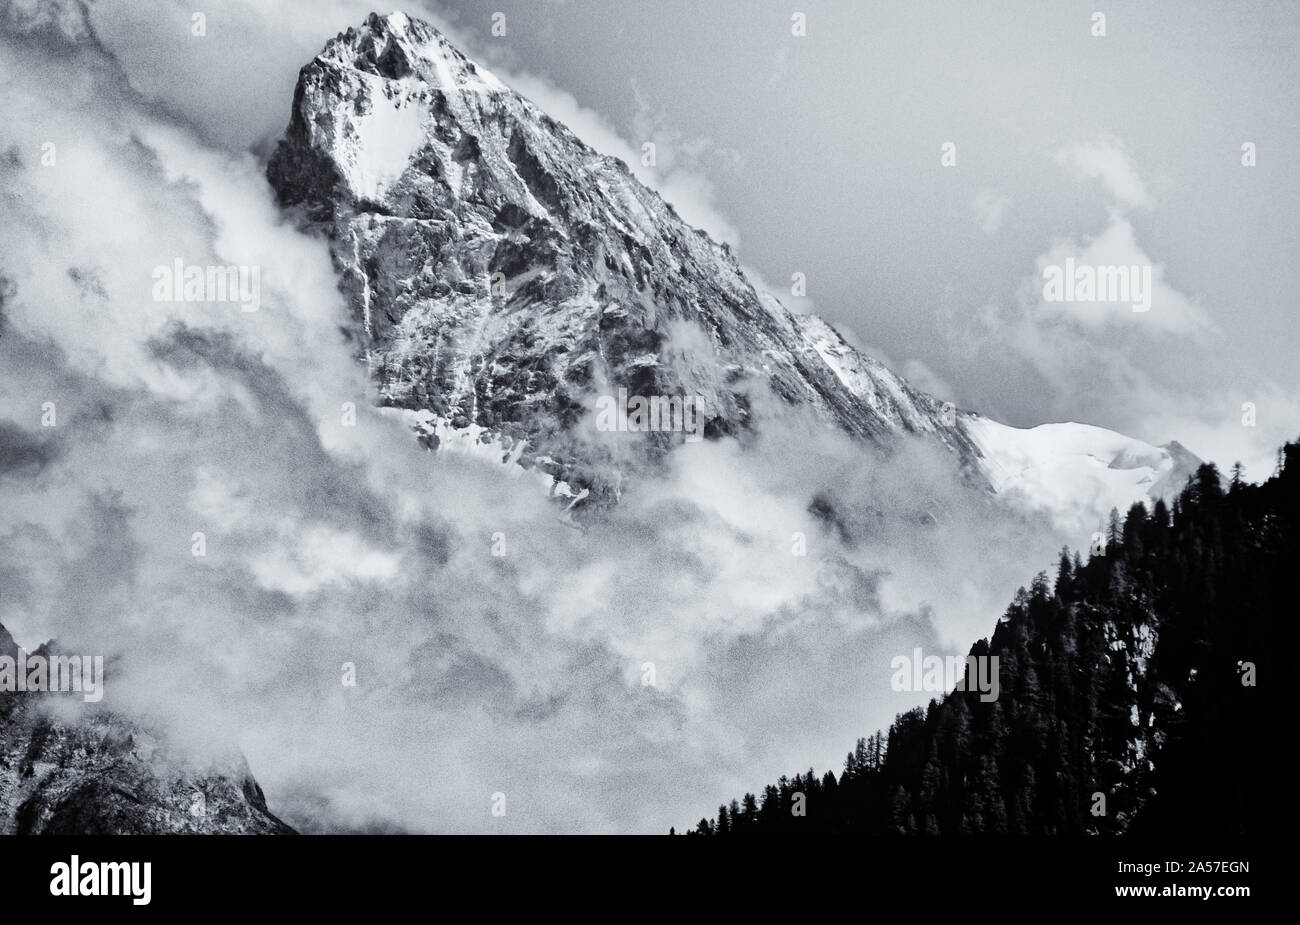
80 0 1300 479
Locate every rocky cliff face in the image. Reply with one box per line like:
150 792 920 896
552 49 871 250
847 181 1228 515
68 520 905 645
0 623 293 835
267 12 981 508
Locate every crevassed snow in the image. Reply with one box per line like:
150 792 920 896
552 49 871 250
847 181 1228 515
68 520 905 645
965 415 1176 535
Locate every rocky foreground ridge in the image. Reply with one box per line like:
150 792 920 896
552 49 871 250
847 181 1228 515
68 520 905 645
0 622 292 834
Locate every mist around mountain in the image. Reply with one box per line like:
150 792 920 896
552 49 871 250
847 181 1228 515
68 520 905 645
0 6 1266 837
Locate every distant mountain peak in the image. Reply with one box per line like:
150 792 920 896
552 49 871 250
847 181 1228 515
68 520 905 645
964 416 1201 534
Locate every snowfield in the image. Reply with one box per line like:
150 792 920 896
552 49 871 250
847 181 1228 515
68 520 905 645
964 415 1199 535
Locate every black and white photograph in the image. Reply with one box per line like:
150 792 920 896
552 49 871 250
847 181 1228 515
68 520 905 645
0 0 1282 908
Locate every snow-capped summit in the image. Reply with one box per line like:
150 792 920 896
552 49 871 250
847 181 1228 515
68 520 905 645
267 12 1198 527
268 11 978 504
964 417 1201 535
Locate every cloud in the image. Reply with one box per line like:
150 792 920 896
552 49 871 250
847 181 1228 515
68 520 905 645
945 209 1294 480
932 132 1295 481
1032 211 1214 335
1150 387 1300 485
972 188 1010 234
901 358 956 403
0 420 61 477
1056 136 1151 210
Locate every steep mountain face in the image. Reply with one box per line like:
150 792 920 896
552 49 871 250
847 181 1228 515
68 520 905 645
0 624 293 835
267 12 979 507
268 11 1196 525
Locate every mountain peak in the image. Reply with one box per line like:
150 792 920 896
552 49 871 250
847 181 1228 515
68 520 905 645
267 15 985 505
366 9 415 32
325 11 505 92
266 14 1186 527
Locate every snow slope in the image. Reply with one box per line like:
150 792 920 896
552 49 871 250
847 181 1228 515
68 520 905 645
964 415 1200 535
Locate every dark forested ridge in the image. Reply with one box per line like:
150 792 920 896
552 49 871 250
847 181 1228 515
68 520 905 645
676 442 1292 836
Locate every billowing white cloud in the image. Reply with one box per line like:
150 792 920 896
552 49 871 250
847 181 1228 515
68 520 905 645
935 131 1300 483
948 202 1293 482
1056 136 1152 209
1032 211 1214 334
